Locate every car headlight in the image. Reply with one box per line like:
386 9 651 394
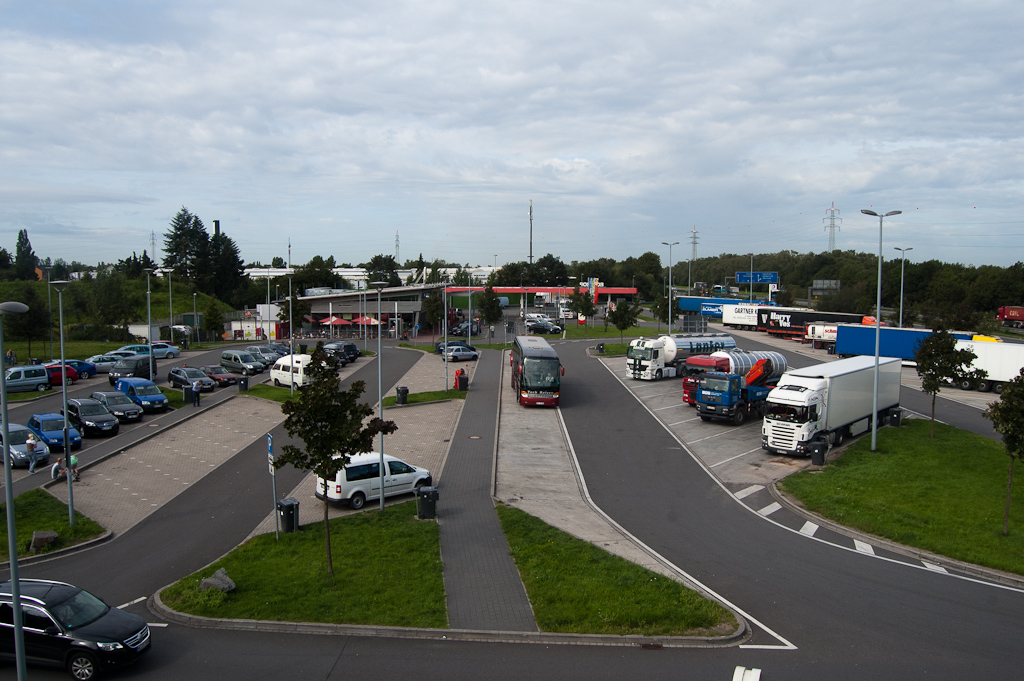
97 641 123 651
85 420 97 427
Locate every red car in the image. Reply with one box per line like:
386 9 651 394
44 363 79 386
198 365 238 387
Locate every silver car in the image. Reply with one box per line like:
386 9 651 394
1 423 51 468
86 354 122 374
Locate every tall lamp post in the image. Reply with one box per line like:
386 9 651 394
1 301 29 681
862 209 901 452
894 246 913 328
168 271 172 344
192 292 198 348
51 281 76 528
145 269 155 379
42 266 53 361
663 241 679 331
370 282 388 511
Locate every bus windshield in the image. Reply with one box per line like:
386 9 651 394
522 358 560 390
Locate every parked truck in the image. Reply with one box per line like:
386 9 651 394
626 333 736 380
756 308 875 339
805 323 838 351
996 306 1024 328
833 324 974 362
722 304 763 331
761 355 901 457
695 357 786 425
953 338 1024 393
682 350 788 405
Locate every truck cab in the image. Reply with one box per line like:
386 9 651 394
696 372 772 425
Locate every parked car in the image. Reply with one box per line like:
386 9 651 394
27 413 83 451
114 377 168 413
90 391 144 422
526 319 562 334
150 342 180 359
219 350 264 376
315 452 432 509
45 364 79 386
246 345 282 366
0 578 151 679
325 341 361 363
268 342 292 355
444 346 479 362
450 321 480 337
107 350 138 359
64 398 120 437
198 365 238 387
0 423 50 468
56 359 98 380
3 365 50 392
115 344 151 355
85 354 122 374
167 366 216 391
435 340 477 355
320 343 351 366
108 355 154 386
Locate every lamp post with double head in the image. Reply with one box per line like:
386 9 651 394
42 266 53 361
862 209 902 452
144 269 155 379
192 292 198 347
0 301 29 681
50 281 76 528
663 242 679 331
894 246 913 328
370 282 388 511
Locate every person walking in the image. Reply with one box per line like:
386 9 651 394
68 453 79 482
192 377 202 407
26 433 40 474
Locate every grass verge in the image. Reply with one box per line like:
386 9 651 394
383 389 467 408
780 418 1024 575
160 500 447 628
0 489 105 558
496 504 737 636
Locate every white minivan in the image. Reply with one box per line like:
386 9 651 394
270 354 314 388
314 452 432 510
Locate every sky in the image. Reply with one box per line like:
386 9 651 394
1 0 1022 272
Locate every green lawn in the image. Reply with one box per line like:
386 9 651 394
160 501 447 628
496 505 737 636
780 418 1024 575
0 489 105 557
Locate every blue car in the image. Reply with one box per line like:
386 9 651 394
115 377 169 413
62 359 98 380
26 413 82 451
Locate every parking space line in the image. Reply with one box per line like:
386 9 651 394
758 502 781 516
799 521 819 537
922 561 948 574
854 540 875 555
653 404 684 411
710 447 763 468
666 417 702 426
735 485 763 499
688 430 734 444
117 596 146 609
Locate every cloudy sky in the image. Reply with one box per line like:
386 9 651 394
1 0 1021 272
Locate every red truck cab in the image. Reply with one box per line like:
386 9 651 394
681 355 732 405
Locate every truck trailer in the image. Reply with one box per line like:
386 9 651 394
626 333 736 380
761 355 901 457
756 308 875 339
833 325 975 362
954 339 1024 393
682 350 789 405
996 306 1024 328
722 304 763 331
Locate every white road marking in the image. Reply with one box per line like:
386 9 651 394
733 667 762 681
735 485 764 500
758 502 781 516
854 540 875 555
667 416 703 426
922 561 948 573
653 404 684 411
117 596 146 609
799 521 819 537
711 448 763 468
688 431 734 444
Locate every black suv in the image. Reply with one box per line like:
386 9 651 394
63 398 120 437
0 579 151 680
107 355 154 386
323 342 360 364
89 391 144 422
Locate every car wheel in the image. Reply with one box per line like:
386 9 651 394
67 650 98 680
274 379 281 387
36 383 47 392
65 376 73 385
349 492 366 510
79 371 91 380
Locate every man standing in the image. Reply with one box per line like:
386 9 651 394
26 433 39 474
192 377 202 407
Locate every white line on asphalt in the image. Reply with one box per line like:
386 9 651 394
653 404 684 411
666 416 702 425
799 521 819 537
148 623 169 627
642 390 682 399
734 485 764 500
711 448 763 468
117 597 146 609
758 502 781 516
854 540 875 555
922 561 948 574
688 430 733 444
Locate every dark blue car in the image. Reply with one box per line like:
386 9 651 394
27 413 83 451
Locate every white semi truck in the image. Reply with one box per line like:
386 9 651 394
761 355 901 456
626 333 736 380
954 338 1024 393
721 304 762 331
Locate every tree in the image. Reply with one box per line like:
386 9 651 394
208 231 246 305
984 368 1024 536
915 329 985 437
163 208 211 288
477 285 503 328
566 284 597 328
607 302 641 344
6 283 49 358
201 298 224 341
271 256 286 268
274 345 398 575
363 254 401 287
14 230 37 281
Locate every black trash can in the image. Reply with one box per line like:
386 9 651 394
396 386 409 405
456 374 468 390
277 497 299 532
597 343 605 354
238 376 249 392
300 344 308 354
183 386 195 404
889 407 903 427
810 442 826 466
416 486 439 519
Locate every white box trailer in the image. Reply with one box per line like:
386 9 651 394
722 304 762 330
955 339 1024 393
762 356 901 456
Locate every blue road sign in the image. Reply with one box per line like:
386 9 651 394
735 271 779 284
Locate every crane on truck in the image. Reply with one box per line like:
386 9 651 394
682 350 788 405
695 358 782 425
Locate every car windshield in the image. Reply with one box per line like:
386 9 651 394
49 588 109 630
79 404 108 416
182 369 206 379
4 429 29 445
104 394 133 406
39 419 64 431
204 366 229 375
238 354 257 362
136 385 163 396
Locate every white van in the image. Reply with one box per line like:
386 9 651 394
270 354 314 388
314 452 432 510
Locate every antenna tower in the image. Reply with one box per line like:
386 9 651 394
150 231 157 263
528 200 533 265
395 231 400 264
823 203 842 252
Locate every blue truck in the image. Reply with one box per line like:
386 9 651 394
695 358 780 425
833 325 973 361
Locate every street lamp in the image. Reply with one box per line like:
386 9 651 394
894 247 913 328
862 209 902 452
145 269 156 379
42 266 53 361
192 292 198 348
370 281 388 511
663 241 679 331
51 281 76 529
168 271 172 344
0 301 29 681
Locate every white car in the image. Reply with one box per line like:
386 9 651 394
444 346 479 362
315 453 432 509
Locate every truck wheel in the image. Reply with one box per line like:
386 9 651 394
994 383 1004 394
733 408 746 426
977 379 992 392
813 341 822 349
958 378 974 390
655 370 662 380
700 415 712 422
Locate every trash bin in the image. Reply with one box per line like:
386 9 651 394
456 374 468 390
300 344 308 354
238 376 249 392
277 497 299 532
810 442 826 466
889 408 903 427
396 386 409 405
183 386 195 404
416 486 439 519
597 343 605 354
